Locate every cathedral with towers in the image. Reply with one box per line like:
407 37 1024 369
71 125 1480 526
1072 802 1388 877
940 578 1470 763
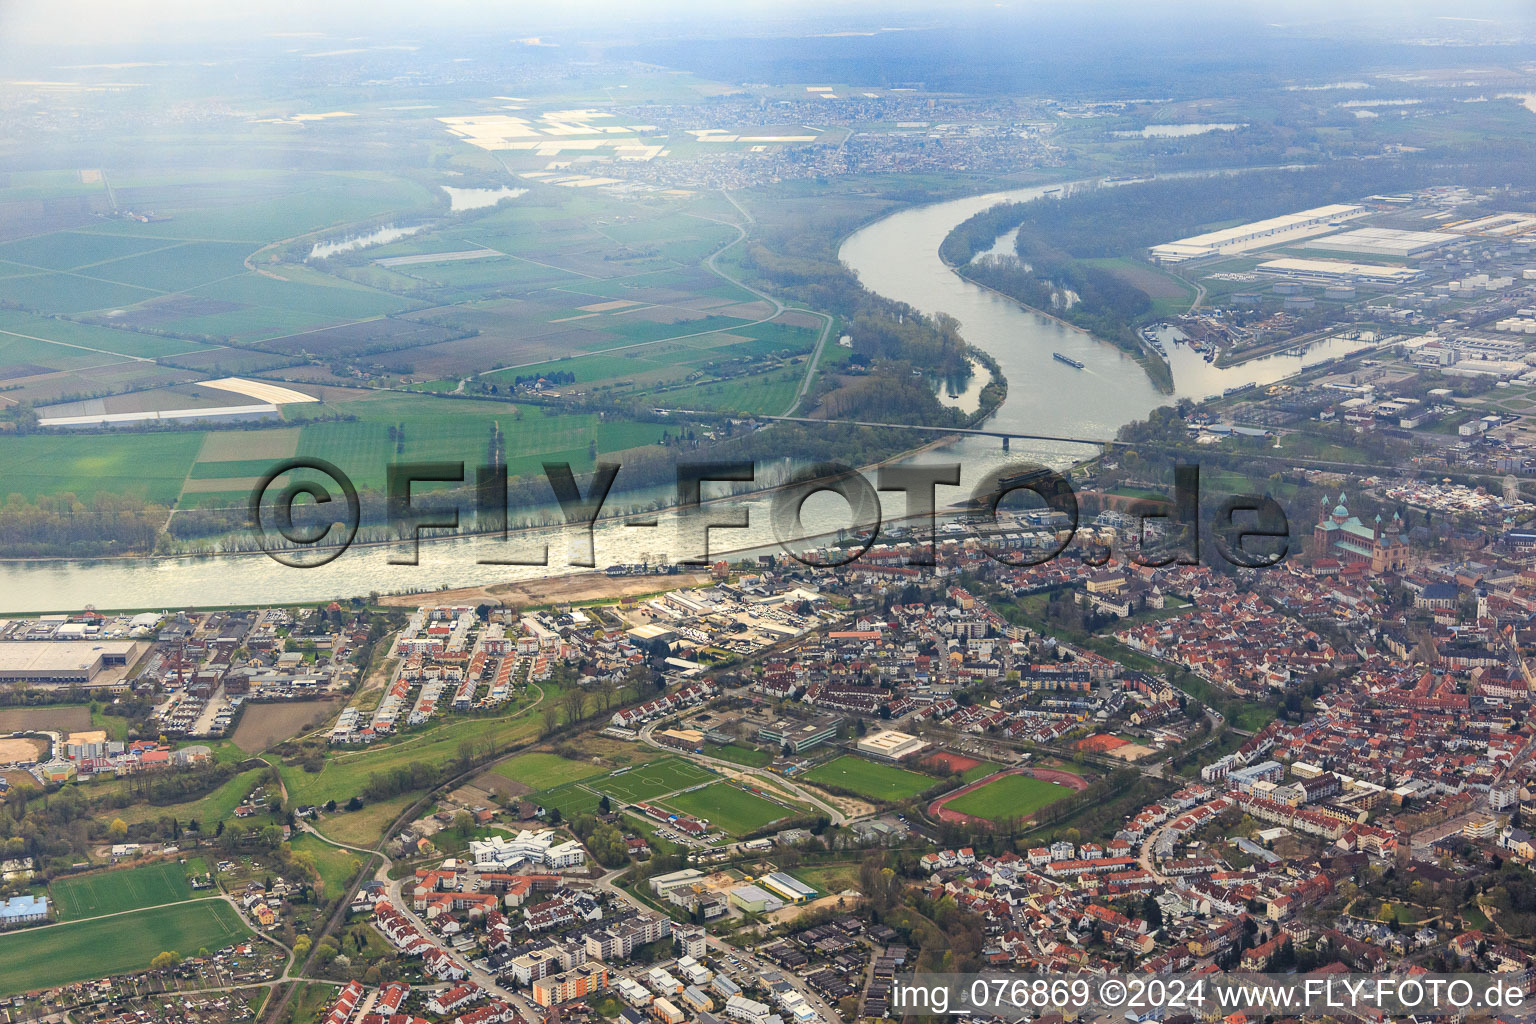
1312 493 1409 572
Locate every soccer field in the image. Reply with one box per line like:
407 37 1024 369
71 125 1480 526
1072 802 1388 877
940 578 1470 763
661 782 794 836
802 755 935 802
51 860 200 920
595 756 716 804
944 774 1073 823
492 752 608 789
0 900 251 996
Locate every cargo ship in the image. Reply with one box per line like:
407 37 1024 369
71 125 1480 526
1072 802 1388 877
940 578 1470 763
1052 352 1085 369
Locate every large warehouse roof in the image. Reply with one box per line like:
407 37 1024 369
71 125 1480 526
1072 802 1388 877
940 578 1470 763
1256 257 1420 283
0 641 146 681
1305 226 1459 257
1151 204 1365 262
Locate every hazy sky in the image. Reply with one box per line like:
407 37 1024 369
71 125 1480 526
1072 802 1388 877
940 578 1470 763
1 0 1531 54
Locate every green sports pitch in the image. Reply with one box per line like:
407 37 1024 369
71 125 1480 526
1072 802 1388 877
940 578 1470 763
0 899 251 997
801 754 935 802
943 774 1074 824
661 782 794 836
50 860 203 920
594 756 716 804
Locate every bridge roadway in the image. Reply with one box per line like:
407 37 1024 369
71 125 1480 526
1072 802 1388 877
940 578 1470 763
655 410 1114 447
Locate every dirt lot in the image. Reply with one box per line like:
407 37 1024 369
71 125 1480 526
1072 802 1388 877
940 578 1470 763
795 779 874 820
0 736 47 763
475 772 530 800
0 706 92 733
924 751 983 774
231 698 343 753
766 891 864 925
378 571 710 609
0 769 39 790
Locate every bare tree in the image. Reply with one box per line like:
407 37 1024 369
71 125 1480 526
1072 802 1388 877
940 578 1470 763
562 688 587 726
540 704 560 736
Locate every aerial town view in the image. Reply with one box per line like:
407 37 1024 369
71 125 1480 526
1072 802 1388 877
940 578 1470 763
5 0 1536 1021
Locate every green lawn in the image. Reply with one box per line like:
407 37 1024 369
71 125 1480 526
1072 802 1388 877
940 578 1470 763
289 834 364 898
491 751 607 789
594 756 716 804
277 696 547 807
707 743 772 768
660 782 793 836
796 862 861 896
312 792 419 848
960 760 1002 784
944 774 1073 824
535 782 607 818
0 900 252 996
104 767 267 829
802 755 935 802
656 370 802 416
50 860 202 920
283 983 342 1024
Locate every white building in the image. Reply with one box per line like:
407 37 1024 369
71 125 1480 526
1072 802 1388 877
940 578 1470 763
1151 204 1365 263
855 729 928 762
469 829 586 870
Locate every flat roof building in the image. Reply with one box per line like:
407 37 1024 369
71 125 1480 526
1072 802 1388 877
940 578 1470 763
0 641 146 684
1151 204 1365 263
627 624 678 647
757 872 817 905
728 884 784 914
1304 226 1459 257
757 712 841 754
1256 257 1420 284
856 729 929 762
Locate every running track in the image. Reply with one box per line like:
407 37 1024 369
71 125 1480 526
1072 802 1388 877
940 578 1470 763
927 767 1090 827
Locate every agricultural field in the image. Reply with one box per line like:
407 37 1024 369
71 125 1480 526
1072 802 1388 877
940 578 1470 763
594 756 716 804
490 751 608 790
231 699 343 753
0 705 93 732
802 755 936 802
0 165 845 544
0 431 203 503
655 368 803 416
0 899 252 997
943 774 1074 824
50 860 202 920
661 782 795 836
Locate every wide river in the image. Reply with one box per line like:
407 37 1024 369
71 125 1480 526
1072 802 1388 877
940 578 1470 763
5 181 1360 611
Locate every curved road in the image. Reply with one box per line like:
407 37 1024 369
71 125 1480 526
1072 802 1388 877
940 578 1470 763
697 189 836 417
635 716 849 826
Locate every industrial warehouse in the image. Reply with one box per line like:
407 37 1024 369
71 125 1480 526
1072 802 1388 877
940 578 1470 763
1255 257 1424 284
0 640 147 685
1149 203 1365 262
1303 225 1461 258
